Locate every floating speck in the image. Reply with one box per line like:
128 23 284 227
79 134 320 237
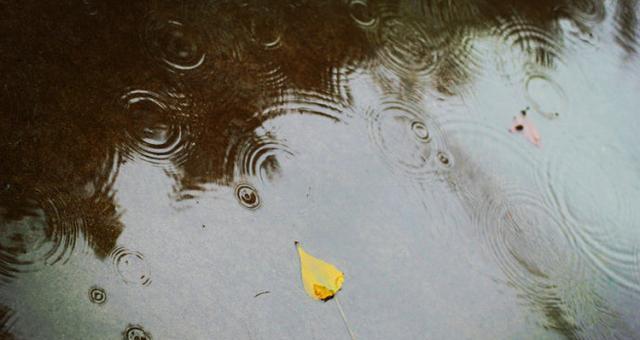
437 151 451 166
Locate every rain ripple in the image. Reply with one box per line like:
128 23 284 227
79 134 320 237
524 74 568 119
261 89 348 123
367 99 449 182
613 0 640 55
374 18 441 78
540 142 640 294
348 0 378 29
0 192 86 283
89 286 107 305
556 0 606 29
494 16 562 67
225 131 294 184
248 8 283 50
124 324 151 340
0 306 15 338
235 184 261 210
559 18 598 48
143 14 208 74
86 148 122 203
473 185 582 306
256 62 288 95
110 246 151 286
635 244 640 287
119 88 195 169
417 0 479 23
439 117 539 169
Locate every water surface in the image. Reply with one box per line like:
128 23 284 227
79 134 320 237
1 0 640 339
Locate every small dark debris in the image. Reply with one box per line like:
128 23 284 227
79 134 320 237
254 290 270 298
437 151 451 166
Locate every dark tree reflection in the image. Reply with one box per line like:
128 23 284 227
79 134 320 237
0 4 637 337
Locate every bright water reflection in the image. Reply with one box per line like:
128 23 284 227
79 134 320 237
1 0 640 339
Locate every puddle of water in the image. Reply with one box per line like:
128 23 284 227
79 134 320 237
1 0 640 338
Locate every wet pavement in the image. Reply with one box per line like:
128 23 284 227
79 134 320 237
1 0 640 339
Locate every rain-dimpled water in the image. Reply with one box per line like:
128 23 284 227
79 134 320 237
1 1 640 339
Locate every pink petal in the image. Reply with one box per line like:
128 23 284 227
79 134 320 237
509 115 542 147
523 120 541 147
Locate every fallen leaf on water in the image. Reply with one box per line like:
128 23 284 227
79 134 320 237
509 111 541 147
295 241 344 301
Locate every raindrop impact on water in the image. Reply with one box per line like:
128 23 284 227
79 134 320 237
1 0 640 339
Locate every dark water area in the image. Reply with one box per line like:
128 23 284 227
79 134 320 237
1 0 640 339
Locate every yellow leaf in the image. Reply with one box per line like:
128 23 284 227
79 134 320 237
295 241 344 301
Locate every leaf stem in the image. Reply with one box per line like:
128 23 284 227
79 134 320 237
334 296 356 340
